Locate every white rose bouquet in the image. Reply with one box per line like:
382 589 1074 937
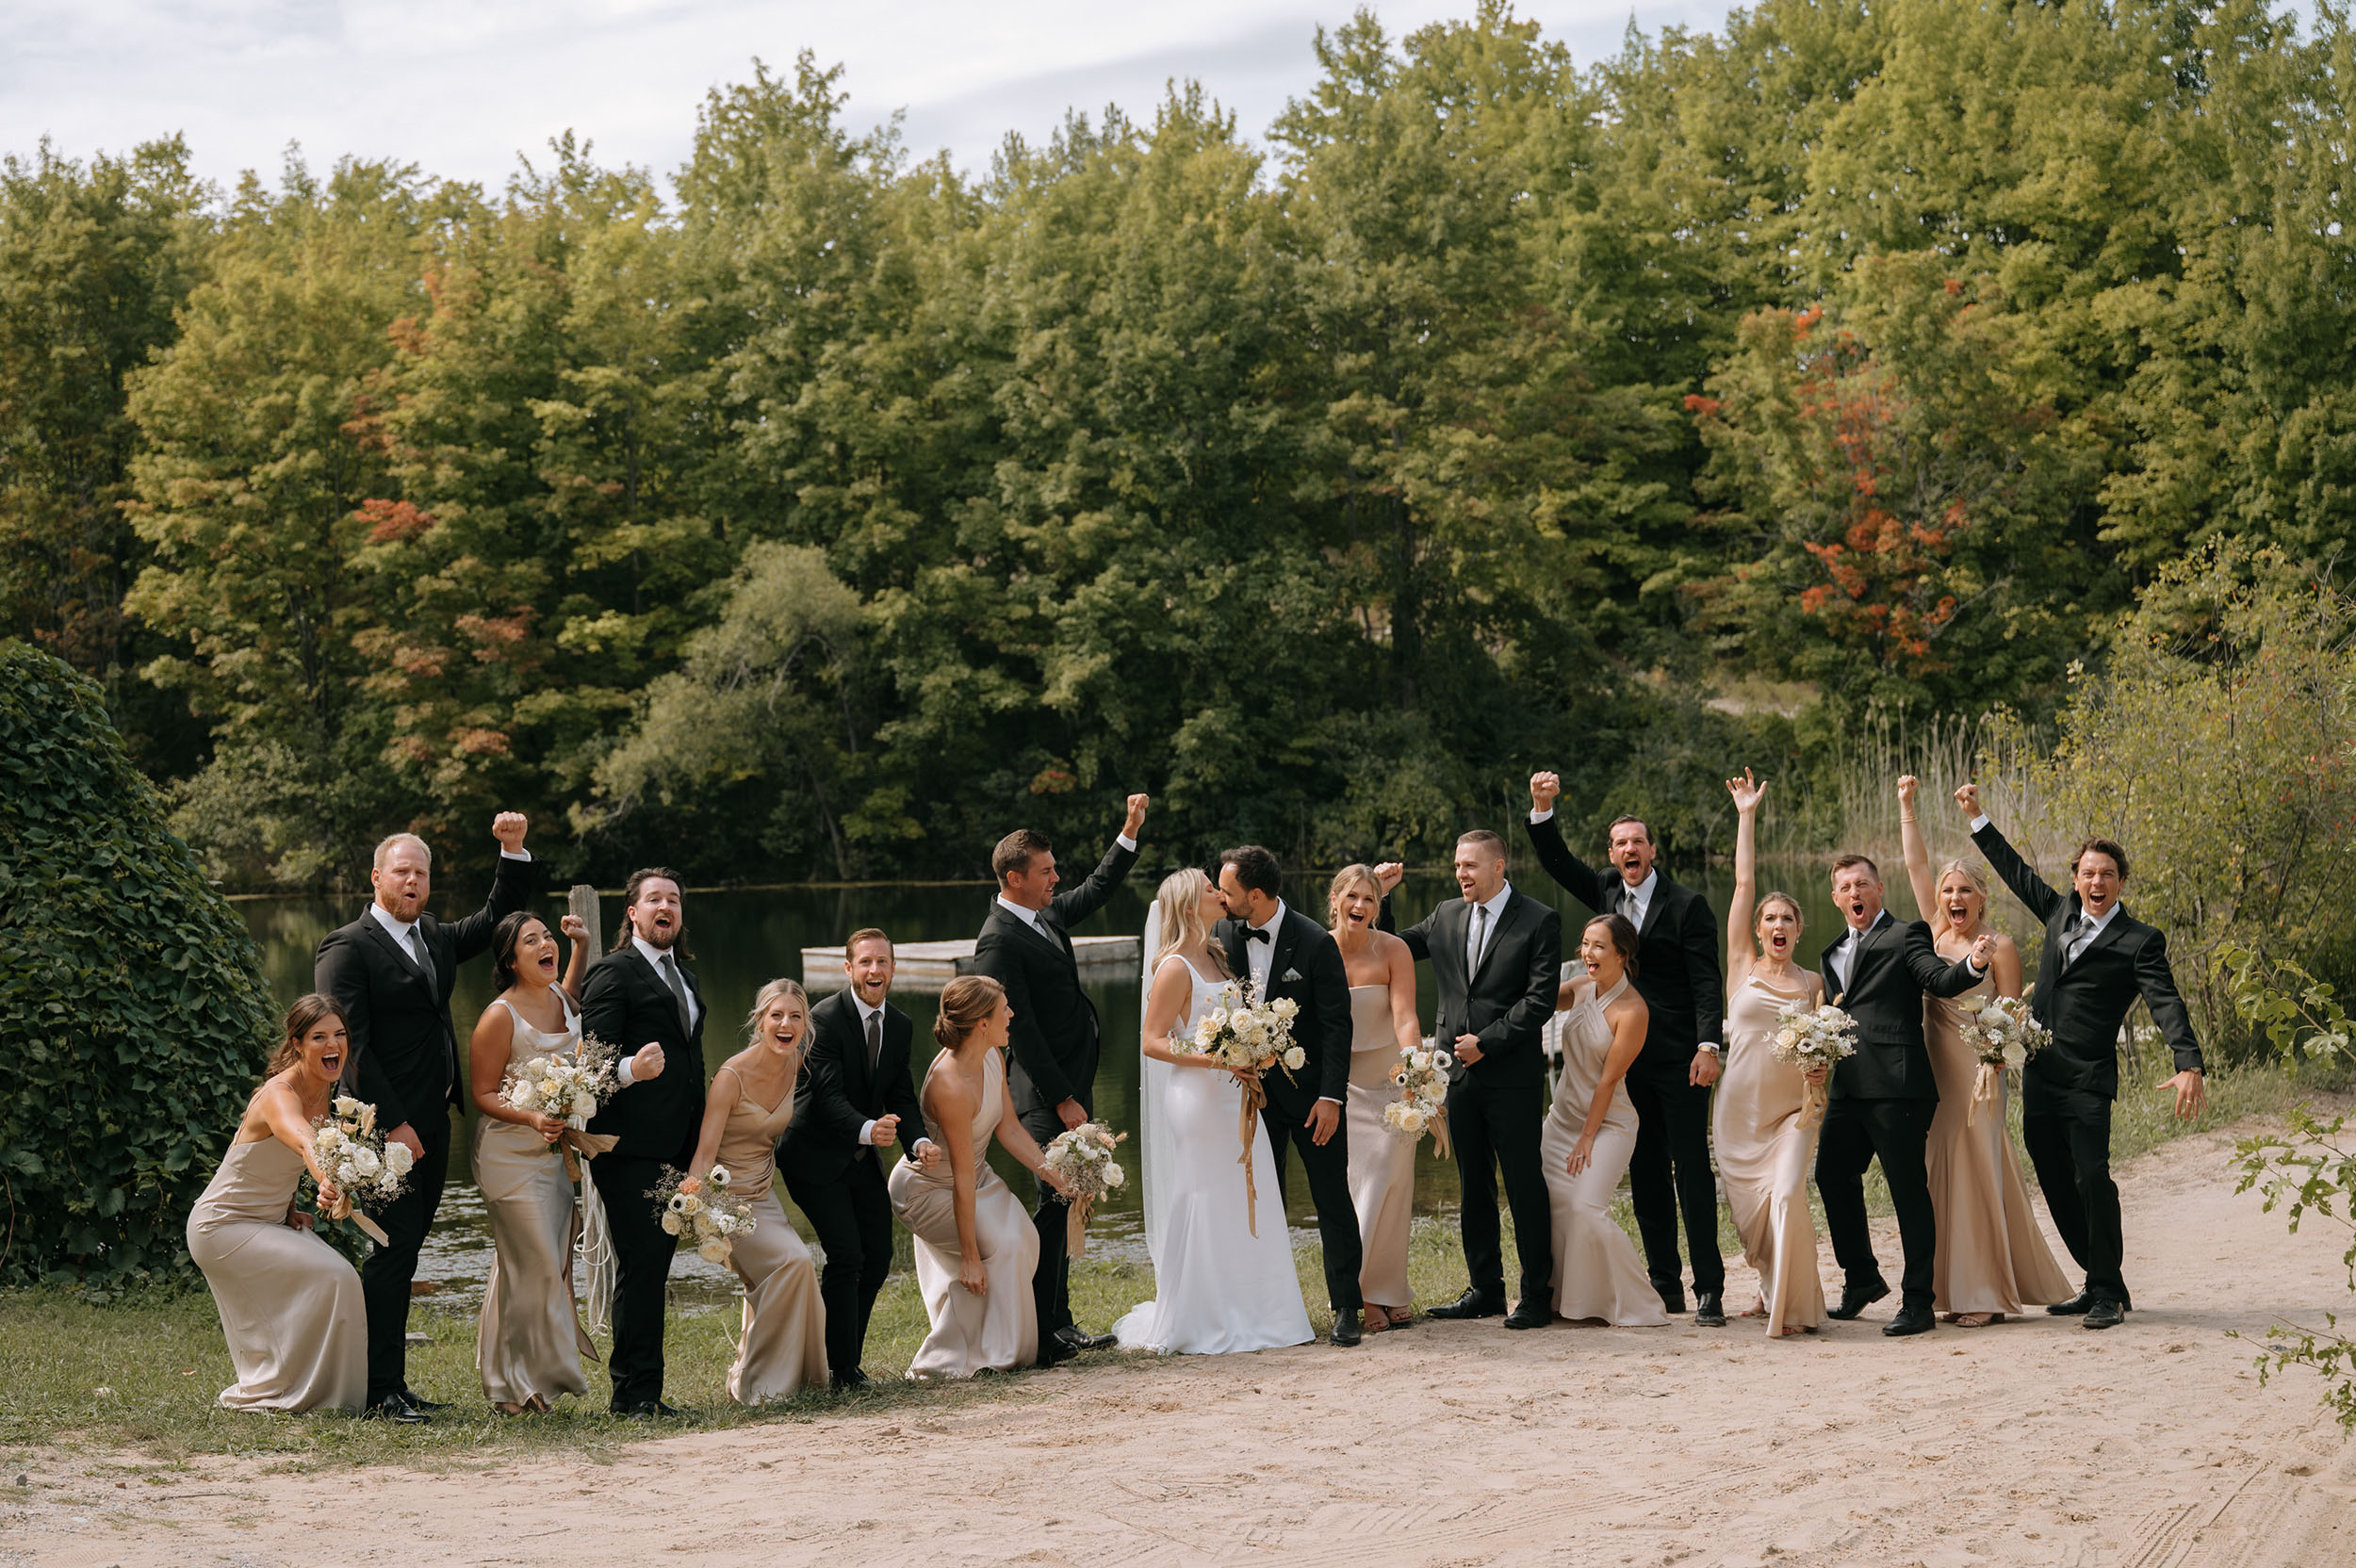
1771 1001 1858 1121
309 1096 413 1243
1384 1041 1454 1158
650 1165 758 1267
1175 981 1304 1234
499 1033 621 1140
1957 988 2052 1125
1039 1121 1128 1258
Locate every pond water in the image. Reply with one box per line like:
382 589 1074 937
237 856 1890 1308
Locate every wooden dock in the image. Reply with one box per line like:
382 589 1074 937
798 935 1141 994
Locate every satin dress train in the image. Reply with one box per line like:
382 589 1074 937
186 1136 366 1412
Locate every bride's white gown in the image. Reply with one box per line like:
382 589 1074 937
1114 956 1314 1355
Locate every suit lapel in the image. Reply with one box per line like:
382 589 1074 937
362 916 435 996
1006 906 1071 965
2066 903 2134 974
1469 894 1526 986
1265 911 1303 993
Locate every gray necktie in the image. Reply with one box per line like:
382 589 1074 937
2062 915 2094 969
865 1008 882 1078
1467 904 1491 973
407 926 437 991
658 951 693 1032
1620 883 1641 927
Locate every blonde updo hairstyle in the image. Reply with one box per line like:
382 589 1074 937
744 977 810 1047
1327 863 1382 927
933 974 1007 1054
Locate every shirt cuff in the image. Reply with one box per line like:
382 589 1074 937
500 847 532 860
1115 832 1137 852
913 1136 937 1153
1969 814 1990 833
1528 808 1554 825
859 1119 877 1148
1696 1041 1721 1054
615 1055 635 1086
1317 1095 1343 1107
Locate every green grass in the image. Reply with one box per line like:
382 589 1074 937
3 1059 2330 1469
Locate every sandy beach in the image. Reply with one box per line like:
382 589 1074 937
8 1112 2353 1568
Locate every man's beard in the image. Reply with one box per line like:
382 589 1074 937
640 922 681 950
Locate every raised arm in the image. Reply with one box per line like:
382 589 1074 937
1048 795 1147 930
1897 776 1939 933
1369 864 1437 960
1725 769 1764 989
447 813 537 962
1958 784 2064 926
557 915 591 1001
1525 771 1607 912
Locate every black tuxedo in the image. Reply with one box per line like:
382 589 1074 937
1213 905 1362 1314
777 987 926 1376
969 834 1138 1337
313 852 533 1403
1383 885 1562 1309
1975 822 2203 1303
1524 816 1726 1299
581 942 710 1410
1812 910 1984 1310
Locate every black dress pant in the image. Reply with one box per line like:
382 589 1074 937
589 1152 679 1411
1815 1095 1938 1308
1261 1091 1365 1315
2023 1086 2126 1303
1446 1076 1553 1308
358 1108 450 1404
1625 1053 1725 1298
785 1152 895 1376
1020 1102 1080 1338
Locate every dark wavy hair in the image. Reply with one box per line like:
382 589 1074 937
1219 844 1283 898
612 866 693 963
1584 912 1642 979
490 909 552 993
267 993 348 1079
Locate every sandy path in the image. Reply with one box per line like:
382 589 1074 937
10 1116 2356 1567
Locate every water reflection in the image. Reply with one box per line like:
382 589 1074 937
237 857 1895 1297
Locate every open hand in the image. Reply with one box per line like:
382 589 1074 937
1955 782 1983 819
1530 771 1562 814
491 811 529 853
1305 1099 1340 1147
630 1042 665 1081
2165 1069 2207 1121
1726 768 1765 813
1566 1132 1596 1178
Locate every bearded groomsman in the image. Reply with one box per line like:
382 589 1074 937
581 869 699 1416
315 813 535 1423
1958 784 2205 1331
1375 832 1562 1330
972 794 1148 1364
779 929 939 1386
1524 773 1730 1326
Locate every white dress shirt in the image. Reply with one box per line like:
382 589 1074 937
614 932 695 1086
1823 909 1890 995
2059 899 2120 963
1243 900 1340 1108
849 991 937 1155
1463 882 1513 973
1613 868 1658 933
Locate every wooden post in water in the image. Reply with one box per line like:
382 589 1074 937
567 884 603 956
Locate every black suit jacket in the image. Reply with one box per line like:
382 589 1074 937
1524 816 1726 1063
1383 886 1564 1091
777 987 927 1186
970 836 1138 1119
581 944 709 1165
1972 822 2202 1102
1818 911 1982 1101
314 853 535 1133
1212 904 1353 1109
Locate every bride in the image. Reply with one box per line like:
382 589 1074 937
1114 868 1314 1354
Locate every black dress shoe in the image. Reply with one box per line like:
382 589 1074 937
1501 1299 1551 1331
1882 1302 1936 1336
1693 1291 1726 1328
2083 1298 2126 1331
1330 1308 1363 1347
1426 1289 1507 1320
614 1399 689 1419
1055 1326 1119 1352
2046 1290 2093 1315
1825 1279 1890 1320
362 1394 430 1425
1653 1281 1687 1315
1038 1335 1077 1366
400 1389 451 1413
833 1367 872 1389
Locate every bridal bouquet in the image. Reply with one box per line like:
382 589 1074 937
309 1096 413 1243
1384 1042 1454 1158
1178 983 1303 1235
1958 988 2051 1126
1771 1001 1857 1121
499 1033 621 1135
1040 1121 1128 1259
652 1165 758 1266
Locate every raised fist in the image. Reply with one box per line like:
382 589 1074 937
492 811 529 852
1530 772 1562 814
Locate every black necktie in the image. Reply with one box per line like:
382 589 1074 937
865 1009 882 1079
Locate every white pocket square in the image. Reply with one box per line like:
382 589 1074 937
1282 968 1303 982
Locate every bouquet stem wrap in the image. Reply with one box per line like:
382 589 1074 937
1968 1062 2001 1127
1431 1112 1452 1161
1237 1070 1268 1237
1066 1196 1093 1259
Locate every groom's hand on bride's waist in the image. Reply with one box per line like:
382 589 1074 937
1454 1034 1484 1067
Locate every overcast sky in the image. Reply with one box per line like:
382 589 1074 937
5 1 1733 195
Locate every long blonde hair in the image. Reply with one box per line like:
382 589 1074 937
1327 863 1381 928
1153 867 1229 975
744 977 809 1047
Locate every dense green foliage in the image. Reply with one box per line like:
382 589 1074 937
0 642 277 1284
3 0 2351 887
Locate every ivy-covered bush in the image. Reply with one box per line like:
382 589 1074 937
0 641 275 1284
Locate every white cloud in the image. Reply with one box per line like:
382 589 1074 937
3 1 1727 194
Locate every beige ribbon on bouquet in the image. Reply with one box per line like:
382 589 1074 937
556 1127 618 1183
1066 1196 1095 1260
1237 1070 1268 1237
1430 1110 1453 1162
1967 1062 2002 1127
322 1190 390 1247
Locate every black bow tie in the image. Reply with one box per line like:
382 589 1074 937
1245 927 1271 944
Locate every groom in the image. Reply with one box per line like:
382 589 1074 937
1213 845 1363 1346
1959 785 2205 1331
1375 832 1562 1330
